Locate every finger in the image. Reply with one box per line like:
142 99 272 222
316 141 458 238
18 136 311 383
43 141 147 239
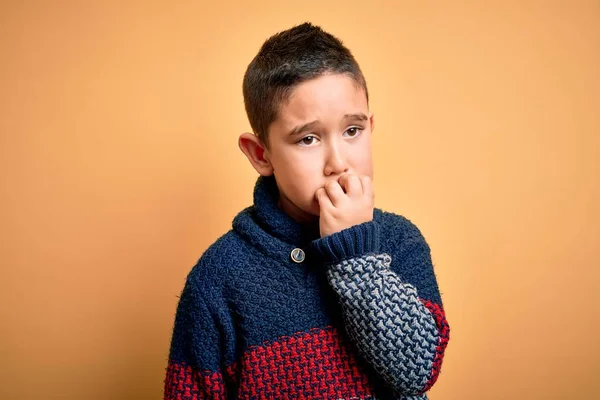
324 180 346 208
315 187 333 210
338 174 362 198
359 175 374 201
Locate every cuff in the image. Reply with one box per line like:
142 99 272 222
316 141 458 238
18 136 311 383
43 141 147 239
310 220 381 265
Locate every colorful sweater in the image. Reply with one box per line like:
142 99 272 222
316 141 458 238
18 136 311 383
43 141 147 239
163 174 450 400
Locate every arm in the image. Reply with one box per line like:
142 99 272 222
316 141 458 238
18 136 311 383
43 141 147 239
310 220 450 396
163 273 229 400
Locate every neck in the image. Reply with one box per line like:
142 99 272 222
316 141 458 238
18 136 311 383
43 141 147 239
277 195 319 230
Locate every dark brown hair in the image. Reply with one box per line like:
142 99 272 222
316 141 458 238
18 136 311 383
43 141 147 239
242 22 369 148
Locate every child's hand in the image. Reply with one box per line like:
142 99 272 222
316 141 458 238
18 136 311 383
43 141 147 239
315 173 374 238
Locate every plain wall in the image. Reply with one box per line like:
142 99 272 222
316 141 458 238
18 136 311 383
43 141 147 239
1 1 599 399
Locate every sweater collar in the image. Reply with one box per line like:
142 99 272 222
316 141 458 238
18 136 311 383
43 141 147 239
232 175 321 264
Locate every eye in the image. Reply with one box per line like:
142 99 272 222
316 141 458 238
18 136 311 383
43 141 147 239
298 135 318 146
344 126 364 137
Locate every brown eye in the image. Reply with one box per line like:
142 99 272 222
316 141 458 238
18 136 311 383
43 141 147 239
299 135 317 146
345 127 363 137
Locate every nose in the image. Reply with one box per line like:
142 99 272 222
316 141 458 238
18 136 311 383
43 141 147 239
323 143 349 176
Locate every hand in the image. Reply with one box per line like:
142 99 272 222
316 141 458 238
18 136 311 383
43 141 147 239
315 173 375 238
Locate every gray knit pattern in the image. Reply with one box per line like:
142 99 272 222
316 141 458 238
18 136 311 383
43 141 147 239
326 253 439 397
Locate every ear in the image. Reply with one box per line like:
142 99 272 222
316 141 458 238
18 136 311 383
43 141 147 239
238 132 274 176
369 112 375 134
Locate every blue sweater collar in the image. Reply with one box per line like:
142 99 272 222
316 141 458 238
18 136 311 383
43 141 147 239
253 175 321 244
232 174 385 265
232 175 321 264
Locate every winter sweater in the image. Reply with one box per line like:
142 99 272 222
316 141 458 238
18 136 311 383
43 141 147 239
163 174 450 400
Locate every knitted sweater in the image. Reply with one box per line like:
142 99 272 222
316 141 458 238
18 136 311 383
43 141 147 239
163 174 450 400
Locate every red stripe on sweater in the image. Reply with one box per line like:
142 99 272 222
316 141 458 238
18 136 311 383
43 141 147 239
164 361 226 400
165 326 378 399
230 326 376 399
420 299 450 392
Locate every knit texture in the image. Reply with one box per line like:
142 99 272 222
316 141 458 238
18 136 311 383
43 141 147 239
164 174 450 399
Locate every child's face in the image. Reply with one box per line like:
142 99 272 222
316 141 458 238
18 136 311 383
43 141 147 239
265 73 374 223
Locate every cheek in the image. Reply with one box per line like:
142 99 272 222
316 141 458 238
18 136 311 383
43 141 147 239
357 145 374 174
286 153 322 176
275 150 323 200
287 166 322 204
351 151 373 173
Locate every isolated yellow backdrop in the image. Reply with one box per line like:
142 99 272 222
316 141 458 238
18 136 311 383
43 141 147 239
1 1 599 399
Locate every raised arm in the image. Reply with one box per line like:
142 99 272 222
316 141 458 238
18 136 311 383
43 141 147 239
311 220 450 397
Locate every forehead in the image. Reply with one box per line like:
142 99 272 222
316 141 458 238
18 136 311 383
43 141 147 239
274 74 368 128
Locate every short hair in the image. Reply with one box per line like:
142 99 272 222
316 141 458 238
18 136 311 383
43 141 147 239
242 22 369 149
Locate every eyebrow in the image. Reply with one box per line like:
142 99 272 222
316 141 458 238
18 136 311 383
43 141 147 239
288 113 368 137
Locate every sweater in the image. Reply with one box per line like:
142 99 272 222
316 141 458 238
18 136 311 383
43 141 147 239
163 174 450 400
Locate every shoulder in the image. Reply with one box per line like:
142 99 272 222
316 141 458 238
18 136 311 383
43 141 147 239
374 207 430 250
185 229 246 292
374 208 441 304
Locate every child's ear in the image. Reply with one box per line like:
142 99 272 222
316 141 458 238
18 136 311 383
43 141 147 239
369 112 375 133
238 132 274 176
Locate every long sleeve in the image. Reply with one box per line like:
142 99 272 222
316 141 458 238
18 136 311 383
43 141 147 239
163 273 229 400
310 220 450 397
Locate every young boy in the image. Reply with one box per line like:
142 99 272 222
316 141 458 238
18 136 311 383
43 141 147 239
164 22 450 400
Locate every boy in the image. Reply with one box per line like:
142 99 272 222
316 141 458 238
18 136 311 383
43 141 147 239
164 22 450 400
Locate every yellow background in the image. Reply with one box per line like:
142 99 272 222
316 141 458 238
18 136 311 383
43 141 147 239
1 1 599 399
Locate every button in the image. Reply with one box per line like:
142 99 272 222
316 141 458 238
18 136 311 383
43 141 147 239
290 248 305 263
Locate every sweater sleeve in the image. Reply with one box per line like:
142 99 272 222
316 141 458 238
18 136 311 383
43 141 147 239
163 273 229 400
310 220 450 397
